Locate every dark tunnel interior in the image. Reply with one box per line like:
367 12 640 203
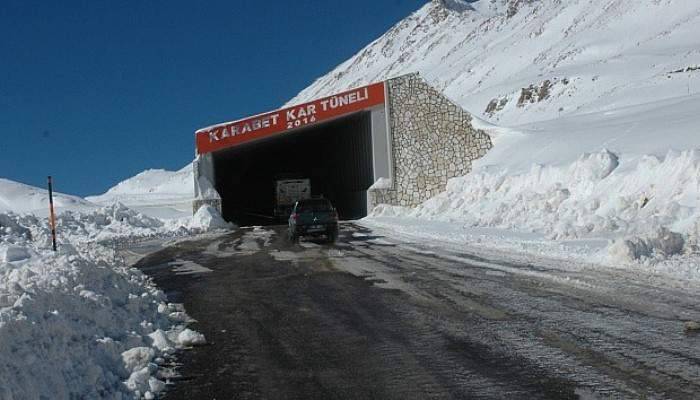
212 112 375 225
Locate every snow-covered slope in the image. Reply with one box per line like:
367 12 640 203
288 0 700 267
290 0 700 127
1 164 195 220
0 178 97 216
87 164 193 205
87 164 194 219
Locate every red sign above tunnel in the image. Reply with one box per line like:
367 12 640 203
196 82 386 155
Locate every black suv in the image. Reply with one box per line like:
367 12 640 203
288 198 339 243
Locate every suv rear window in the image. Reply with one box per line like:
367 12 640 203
296 199 333 212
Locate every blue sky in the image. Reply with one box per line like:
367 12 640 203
0 0 426 196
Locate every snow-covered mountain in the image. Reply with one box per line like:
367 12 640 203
87 164 193 205
0 166 194 219
86 164 194 218
290 0 700 265
0 178 97 216
290 0 700 127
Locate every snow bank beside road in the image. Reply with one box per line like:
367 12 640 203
0 204 222 399
370 148 700 272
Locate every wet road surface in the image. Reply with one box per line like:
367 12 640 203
133 224 700 399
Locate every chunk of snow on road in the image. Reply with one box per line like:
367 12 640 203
177 328 206 346
122 347 156 373
168 311 195 323
148 329 175 352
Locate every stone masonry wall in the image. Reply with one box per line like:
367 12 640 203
369 74 492 208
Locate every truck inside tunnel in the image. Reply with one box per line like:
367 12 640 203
212 112 375 225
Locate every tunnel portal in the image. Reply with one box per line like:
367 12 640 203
193 82 390 226
193 74 494 227
212 112 375 224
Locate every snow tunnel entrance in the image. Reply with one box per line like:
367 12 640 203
212 112 375 225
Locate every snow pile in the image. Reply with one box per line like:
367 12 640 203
58 203 166 243
45 201 230 247
371 148 700 265
190 205 234 231
0 208 209 399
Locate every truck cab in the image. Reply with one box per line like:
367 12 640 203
274 177 311 221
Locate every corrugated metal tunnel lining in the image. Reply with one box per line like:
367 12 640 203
212 111 374 225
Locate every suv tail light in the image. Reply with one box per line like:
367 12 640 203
331 210 338 220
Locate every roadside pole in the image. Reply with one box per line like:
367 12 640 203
48 176 58 252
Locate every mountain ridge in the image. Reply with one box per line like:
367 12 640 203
286 0 700 127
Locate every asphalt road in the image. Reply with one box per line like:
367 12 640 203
133 224 700 399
